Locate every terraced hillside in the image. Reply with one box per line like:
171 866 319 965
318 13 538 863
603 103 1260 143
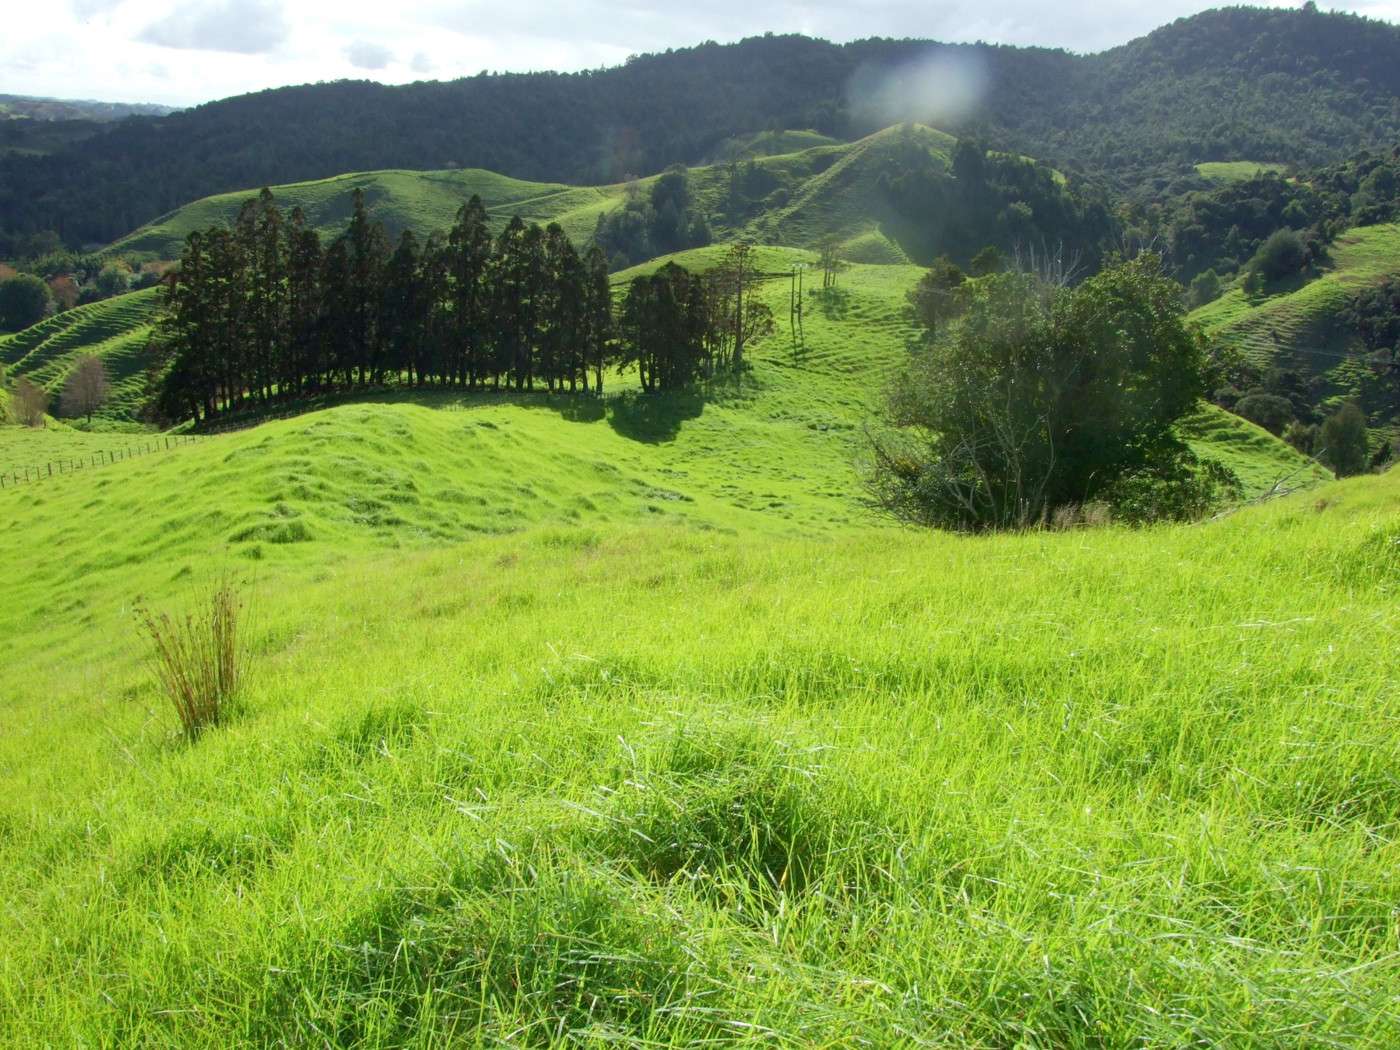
1187 222 1400 369
0 286 162 422
1190 223 1400 417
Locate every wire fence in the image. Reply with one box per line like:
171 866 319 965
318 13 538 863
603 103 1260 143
0 434 204 491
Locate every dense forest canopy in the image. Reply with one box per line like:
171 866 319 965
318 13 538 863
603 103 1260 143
6 5 1400 253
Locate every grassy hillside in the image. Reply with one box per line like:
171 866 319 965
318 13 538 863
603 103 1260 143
1190 223 1400 419
105 125 953 268
1179 403 1331 493
1 385 1395 1044
107 169 622 264
1 223 1380 1045
709 128 841 161
1193 160 1288 183
0 286 162 423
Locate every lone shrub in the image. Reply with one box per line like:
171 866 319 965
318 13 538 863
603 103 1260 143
1318 402 1370 477
1247 228 1307 284
136 581 244 740
867 254 1214 530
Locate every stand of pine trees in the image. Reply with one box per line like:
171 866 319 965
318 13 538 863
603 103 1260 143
151 189 765 424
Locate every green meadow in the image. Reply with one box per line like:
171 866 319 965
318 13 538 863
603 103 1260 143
1193 160 1288 183
4 216 1392 1044
4 130 1393 1044
1 389 1396 1046
102 125 949 267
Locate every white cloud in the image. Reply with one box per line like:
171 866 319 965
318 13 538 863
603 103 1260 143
140 0 290 55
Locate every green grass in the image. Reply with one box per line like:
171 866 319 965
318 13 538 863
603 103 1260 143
106 169 623 264
1179 403 1332 496
0 286 163 424
103 125 962 266
1194 160 1288 183
709 128 842 161
2 243 1368 1045
1190 223 1400 419
1 395 1396 1045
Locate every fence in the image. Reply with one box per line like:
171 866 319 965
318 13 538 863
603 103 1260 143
0 434 204 491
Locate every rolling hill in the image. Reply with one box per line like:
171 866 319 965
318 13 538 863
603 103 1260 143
6 6 1400 251
0 350 1394 1044
4 229 1325 501
106 125 959 266
1189 222 1400 428
0 285 161 424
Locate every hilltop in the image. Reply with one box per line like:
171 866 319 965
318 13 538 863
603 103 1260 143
5 6 1400 251
105 125 1025 268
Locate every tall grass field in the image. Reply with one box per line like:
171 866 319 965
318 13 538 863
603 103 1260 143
2 205 1393 1045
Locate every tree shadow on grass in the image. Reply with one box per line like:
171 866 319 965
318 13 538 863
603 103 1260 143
811 286 852 321
605 388 705 444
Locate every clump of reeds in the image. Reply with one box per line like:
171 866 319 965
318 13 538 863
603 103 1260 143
135 580 244 740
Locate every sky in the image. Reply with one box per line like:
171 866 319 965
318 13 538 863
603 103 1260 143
3 0 1398 108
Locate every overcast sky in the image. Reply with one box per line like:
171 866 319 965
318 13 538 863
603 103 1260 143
3 1 1398 108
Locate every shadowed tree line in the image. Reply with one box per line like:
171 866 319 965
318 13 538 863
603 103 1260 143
151 190 771 424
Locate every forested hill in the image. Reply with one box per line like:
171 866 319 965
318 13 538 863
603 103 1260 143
5 4 1400 251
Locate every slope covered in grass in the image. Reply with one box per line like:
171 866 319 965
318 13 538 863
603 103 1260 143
1194 160 1288 183
104 125 965 267
1 385 1396 1044
0 286 162 423
107 168 622 264
0 241 1378 1045
1190 223 1400 416
1178 403 1332 496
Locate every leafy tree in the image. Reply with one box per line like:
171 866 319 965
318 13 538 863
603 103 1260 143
1283 420 1318 455
1318 401 1370 475
594 166 710 268
581 246 615 394
1235 391 1295 434
1247 228 1307 284
0 273 50 331
285 208 324 395
906 257 966 338
59 355 109 422
446 196 493 387
619 263 710 392
379 230 425 386
1187 268 1222 308
968 246 1005 277
817 239 847 289
867 254 1213 530
343 189 389 386
93 263 132 298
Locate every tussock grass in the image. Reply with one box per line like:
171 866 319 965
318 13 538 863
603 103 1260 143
135 579 244 739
